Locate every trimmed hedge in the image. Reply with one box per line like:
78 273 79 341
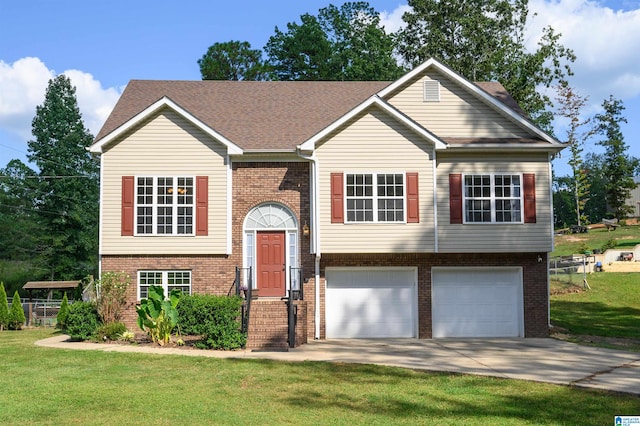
177 294 246 350
66 302 101 341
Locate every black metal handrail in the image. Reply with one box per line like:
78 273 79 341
289 266 303 300
233 266 253 335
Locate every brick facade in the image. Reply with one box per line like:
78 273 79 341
102 161 549 342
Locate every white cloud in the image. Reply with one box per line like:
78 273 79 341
527 0 640 101
0 57 121 147
379 5 411 33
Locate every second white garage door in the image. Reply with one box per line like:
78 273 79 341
326 268 417 338
432 267 524 338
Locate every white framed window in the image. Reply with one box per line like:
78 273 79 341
345 173 405 223
137 270 192 300
136 176 194 235
464 174 522 223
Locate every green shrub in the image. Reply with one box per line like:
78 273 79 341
96 322 127 341
66 302 101 341
56 293 70 330
8 291 26 330
93 272 131 324
602 237 617 252
0 282 9 331
177 294 246 350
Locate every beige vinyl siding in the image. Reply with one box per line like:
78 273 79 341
436 153 552 252
386 70 531 138
100 108 228 255
317 107 436 253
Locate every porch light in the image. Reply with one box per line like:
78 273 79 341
302 223 310 236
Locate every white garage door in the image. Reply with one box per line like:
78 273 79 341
432 268 523 338
326 268 417 338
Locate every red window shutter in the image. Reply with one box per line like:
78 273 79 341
406 172 420 223
449 174 463 224
330 173 344 223
196 176 208 236
523 173 536 223
121 176 134 236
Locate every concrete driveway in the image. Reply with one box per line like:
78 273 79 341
38 335 640 395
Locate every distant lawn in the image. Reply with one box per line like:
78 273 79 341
0 329 638 425
552 225 640 257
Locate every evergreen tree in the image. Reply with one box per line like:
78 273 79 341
56 292 70 330
8 290 26 330
198 40 268 81
0 282 9 330
27 75 99 280
265 2 404 81
594 96 638 220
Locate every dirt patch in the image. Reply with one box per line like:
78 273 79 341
104 333 206 350
550 327 640 352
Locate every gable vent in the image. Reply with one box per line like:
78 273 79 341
423 80 440 102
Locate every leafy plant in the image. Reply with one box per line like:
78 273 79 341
601 237 617 252
66 302 100 341
119 330 135 342
56 293 70 330
0 282 9 331
93 272 131 324
8 291 26 330
177 294 246 349
96 321 127 342
136 285 181 346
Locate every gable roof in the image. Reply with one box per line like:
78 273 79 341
92 58 562 154
93 80 390 152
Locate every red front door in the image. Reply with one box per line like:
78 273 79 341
257 231 285 297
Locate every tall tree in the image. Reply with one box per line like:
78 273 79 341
265 2 404 81
198 40 268 81
0 160 39 261
555 83 591 225
397 0 575 130
28 75 99 280
582 153 608 223
593 96 638 220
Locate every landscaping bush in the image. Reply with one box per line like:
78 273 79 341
66 302 101 341
0 282 8 331
96 322 127 341
8 291 26 330
177 294 246 350
56 293 70 330
93 272 131 324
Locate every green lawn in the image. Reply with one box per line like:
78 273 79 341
551 273 640 342
550 224 640 348
0 329 638 425
552 225 640 257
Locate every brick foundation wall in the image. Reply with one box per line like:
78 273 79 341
320 252 549 339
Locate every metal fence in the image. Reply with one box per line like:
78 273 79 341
8 298 75 327
549 255 591 288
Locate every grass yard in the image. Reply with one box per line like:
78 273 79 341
552 225 640 257
0 330 638 425
550 224 640 349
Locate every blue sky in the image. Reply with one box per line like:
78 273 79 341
1 0 639 178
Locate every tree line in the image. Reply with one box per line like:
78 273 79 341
0 0 635 293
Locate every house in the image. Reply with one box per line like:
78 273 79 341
624 177 640 217
89 58 564 349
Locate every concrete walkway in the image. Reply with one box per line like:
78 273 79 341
37 335 640 395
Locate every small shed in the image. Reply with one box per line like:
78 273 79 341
22 281 81 326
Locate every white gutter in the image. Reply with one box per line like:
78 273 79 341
298 150 322 339
548 155 554 328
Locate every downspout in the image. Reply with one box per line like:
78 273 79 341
97 152 104 279
432 146 439 252
548 155 554 328
298 150 321 340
